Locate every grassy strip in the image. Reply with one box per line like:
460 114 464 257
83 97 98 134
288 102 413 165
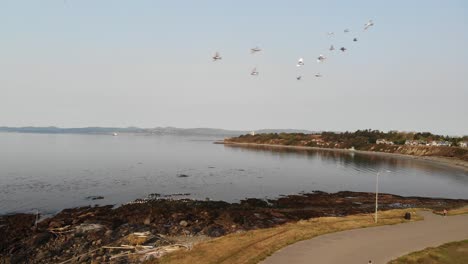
388 239 468 264
447 206 468 216
149 209 421 264
432 206 468 216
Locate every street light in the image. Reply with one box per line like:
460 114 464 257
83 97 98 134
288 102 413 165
375 170 391 223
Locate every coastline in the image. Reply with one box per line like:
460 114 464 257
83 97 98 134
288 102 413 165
2 191 467 263
218 141 468 172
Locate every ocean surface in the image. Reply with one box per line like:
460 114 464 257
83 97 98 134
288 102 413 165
1 132 467 215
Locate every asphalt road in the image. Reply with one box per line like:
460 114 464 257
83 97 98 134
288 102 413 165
261 211 468 264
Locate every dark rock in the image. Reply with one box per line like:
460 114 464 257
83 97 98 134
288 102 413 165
86 196 104 201
191 226 202 234
206 225 226 237
48 220 65 228
31 233 52 247
240 198 269 208
35 250 47 260
104 230 113 237
10 252 28 264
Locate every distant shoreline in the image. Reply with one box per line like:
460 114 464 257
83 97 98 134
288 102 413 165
218 141 468 172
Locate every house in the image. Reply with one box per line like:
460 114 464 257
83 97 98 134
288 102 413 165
440 141 452 147
460 142 468 148
430 141 452 147
376 139 394 145
405 140 426 146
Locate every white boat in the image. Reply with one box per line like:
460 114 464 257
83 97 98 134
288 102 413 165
112 133 118 136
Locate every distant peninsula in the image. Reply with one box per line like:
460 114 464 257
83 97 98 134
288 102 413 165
223 130 468 169
0 126 314 137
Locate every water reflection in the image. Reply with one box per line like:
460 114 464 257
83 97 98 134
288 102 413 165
224 144 468 184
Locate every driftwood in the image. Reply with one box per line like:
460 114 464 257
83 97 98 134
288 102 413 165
102 246 135 250
48 225 74 236
58 231 192 263
57 248 101 264
138 243 192 261
109 251 132 260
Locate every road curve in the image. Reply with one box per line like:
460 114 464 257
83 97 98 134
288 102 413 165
261 211 468 264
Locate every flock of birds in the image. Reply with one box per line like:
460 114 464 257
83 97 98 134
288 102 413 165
212 19 375 80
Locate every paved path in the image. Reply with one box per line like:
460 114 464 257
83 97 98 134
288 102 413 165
262 212 468 264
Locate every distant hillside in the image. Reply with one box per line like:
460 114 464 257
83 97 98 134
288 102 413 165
0 126 240 136
147 127 249 137
0 126 317 137
0 126 146 134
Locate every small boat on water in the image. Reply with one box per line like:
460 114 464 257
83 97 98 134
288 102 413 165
112 133 118 136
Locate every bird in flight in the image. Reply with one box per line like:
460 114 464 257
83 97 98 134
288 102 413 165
329 45 335 51
317 55 326 63
296 76 302 81
297 58 304 67
315 73 322 78
344 29 350 33
353 38 358 42
251 67 259 76
327 32 335 37
212 52 222 61
364 20 374 30
250 46 262 54
340 47 347 52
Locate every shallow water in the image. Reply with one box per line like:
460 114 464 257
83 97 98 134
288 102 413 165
1 133 467 215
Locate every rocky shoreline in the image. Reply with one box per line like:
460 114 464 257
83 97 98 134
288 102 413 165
1 191 467 263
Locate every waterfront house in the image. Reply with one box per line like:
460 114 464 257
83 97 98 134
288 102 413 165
442 141 452 146
376 139 394 145
460 141 468 148
405 140 426 146
430 141 452 147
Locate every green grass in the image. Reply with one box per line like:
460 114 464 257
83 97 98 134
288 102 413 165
388 240 468 264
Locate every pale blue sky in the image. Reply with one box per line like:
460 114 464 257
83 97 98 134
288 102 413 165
1 1 467 135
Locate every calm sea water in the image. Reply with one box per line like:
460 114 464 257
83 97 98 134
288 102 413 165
1 133 467 215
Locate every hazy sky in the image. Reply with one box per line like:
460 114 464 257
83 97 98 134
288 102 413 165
1 1 467 135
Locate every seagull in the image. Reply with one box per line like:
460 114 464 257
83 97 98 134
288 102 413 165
327 32 335 37
344 29 350 33
329 45 335 51
251 46 262 54
340 47 347 52
212 52 222 61
364 20 374 30
296 76 302 81
297 58 304 67
251 67 259 76
315 73 322 77
317 54 326 63
353 38 358 42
